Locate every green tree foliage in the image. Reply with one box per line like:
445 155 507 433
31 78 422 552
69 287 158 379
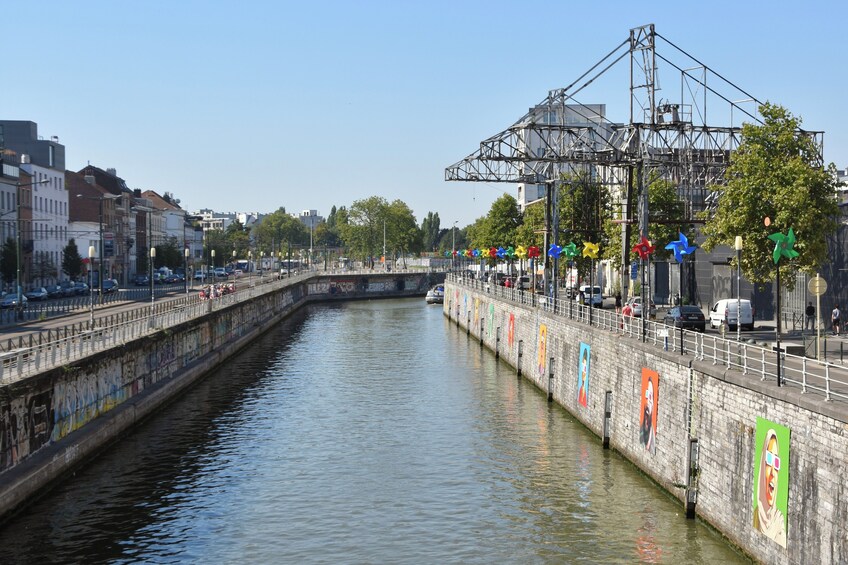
339 196 388 267
603 178 688 269
468 194 522 249
421 211 441 251
702 103 839 286
252 209 309 255
386 199 423 264
225 219 252 256
154 237 183 269
0 237 17 287
62 239 84 280
203 229 228 267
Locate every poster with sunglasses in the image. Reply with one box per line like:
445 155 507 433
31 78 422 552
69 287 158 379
639 368 658 454
752 417 790 547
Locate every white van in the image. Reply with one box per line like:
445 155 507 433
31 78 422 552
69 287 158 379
577 285 603 307
709 298 754 331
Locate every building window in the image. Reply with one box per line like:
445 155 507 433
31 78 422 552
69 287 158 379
49 145 55 167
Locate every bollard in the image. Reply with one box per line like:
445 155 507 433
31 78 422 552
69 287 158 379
547 356 555 402
480 318 485 347
495 327 501 359
467 311 471 336
603 391 612 449
517 340 523 377
686 438 700 519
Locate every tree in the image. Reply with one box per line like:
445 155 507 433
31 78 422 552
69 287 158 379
62 239 84 281
422 211 441 251
0 237 16 288
32 252 57 283
252 209 308 256
154 237 183 269
468 194 522 250
386 199 423 265
339 196 388 268
702 103 839 287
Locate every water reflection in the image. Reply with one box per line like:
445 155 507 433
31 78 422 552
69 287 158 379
0 300 748 564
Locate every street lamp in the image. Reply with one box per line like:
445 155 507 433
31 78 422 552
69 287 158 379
6 178 51 320
88 245 96 326
184 247 190 297
149 246 156 307
735 236 743 343
452 221 458 271
211 249 216 283
77 192 120 302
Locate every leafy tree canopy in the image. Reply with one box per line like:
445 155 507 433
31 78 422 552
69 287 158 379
702 103 839 287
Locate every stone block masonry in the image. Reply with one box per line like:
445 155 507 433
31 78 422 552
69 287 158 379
445 282 847 565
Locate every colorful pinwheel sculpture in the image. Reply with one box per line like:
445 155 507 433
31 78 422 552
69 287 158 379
562 242 578 260
515 246 527 259
768 228 799 264
665 232 697 263
527 246 541 259
505 246 515 259
548 244 563 258
582 241 599 259
631 236 655 260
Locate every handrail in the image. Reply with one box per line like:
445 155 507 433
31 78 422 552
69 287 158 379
446 273 848 404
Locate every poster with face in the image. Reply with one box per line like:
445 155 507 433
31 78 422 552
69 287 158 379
577 342 590 407
752 417 790 547
508 313 515 347
639 369 658 454
537 324 547 376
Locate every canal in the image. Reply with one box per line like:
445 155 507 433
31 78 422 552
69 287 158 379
0 299 748 563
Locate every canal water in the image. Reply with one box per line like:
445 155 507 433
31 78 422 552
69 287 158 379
0 299 748 564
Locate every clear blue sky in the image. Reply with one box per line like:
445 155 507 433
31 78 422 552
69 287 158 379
4 1 846 229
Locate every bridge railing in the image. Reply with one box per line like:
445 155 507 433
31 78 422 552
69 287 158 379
448 274 848 404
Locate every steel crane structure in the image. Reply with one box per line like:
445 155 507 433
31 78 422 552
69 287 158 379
446 23 824 301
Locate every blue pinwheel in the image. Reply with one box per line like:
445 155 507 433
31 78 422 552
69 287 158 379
665 232 697 263
548 243 563 258
496 246 506 259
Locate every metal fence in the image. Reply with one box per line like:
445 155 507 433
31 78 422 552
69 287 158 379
449 274 848 404
0 273 310 385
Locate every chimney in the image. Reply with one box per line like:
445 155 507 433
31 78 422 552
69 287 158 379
106 168 117 176
133 188 142 197
84 174 96 185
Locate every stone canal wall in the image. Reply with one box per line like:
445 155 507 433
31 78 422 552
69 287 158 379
444 282 846 565
0 272 439 521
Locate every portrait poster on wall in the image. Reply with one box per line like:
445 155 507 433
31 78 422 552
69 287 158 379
639 368 658 454
752 416 790 547
508 313 515 347
576 342 590 407
537 324 547 376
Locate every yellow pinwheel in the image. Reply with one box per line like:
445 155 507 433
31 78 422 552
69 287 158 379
582 241 599 259
515 245 527 259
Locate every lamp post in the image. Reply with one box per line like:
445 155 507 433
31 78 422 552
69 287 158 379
184 247 190 297
452 221 457 271
88 245 96 326
149 246 155 307
77 192 120 304
211 249 216 283
735 236 743 343
7 178 50 320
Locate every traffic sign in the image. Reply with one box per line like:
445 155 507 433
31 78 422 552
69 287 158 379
630 261 639 280
808 274 827 297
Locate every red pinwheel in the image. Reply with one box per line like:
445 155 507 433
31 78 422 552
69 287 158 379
527 245 541 259
631 236 655 260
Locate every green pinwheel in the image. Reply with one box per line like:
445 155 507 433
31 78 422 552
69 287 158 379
562 242 578 259
767 228 800 264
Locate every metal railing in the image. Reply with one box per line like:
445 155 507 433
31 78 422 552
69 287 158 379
0 273 311 385
448 273 848 403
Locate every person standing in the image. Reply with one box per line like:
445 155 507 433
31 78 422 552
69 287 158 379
615 292 622 314
832 304 841 336
805 301 815 332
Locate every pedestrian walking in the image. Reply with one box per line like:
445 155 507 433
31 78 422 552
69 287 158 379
615 292 622 314
805 301 815 332
832 304 841 336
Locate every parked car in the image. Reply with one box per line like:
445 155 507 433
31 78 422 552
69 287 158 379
101 279 119 293
663 305 706 332
214 267 228 278
194 272 207 281
709 298 754 331
59 281 76 297
164 273 180 284
24 287 49 301
516 276 532 290
627 297 657 319
576 285 603 307
0 293 27 309
47 285 64 299
134 274 150 286
73 282 89 295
